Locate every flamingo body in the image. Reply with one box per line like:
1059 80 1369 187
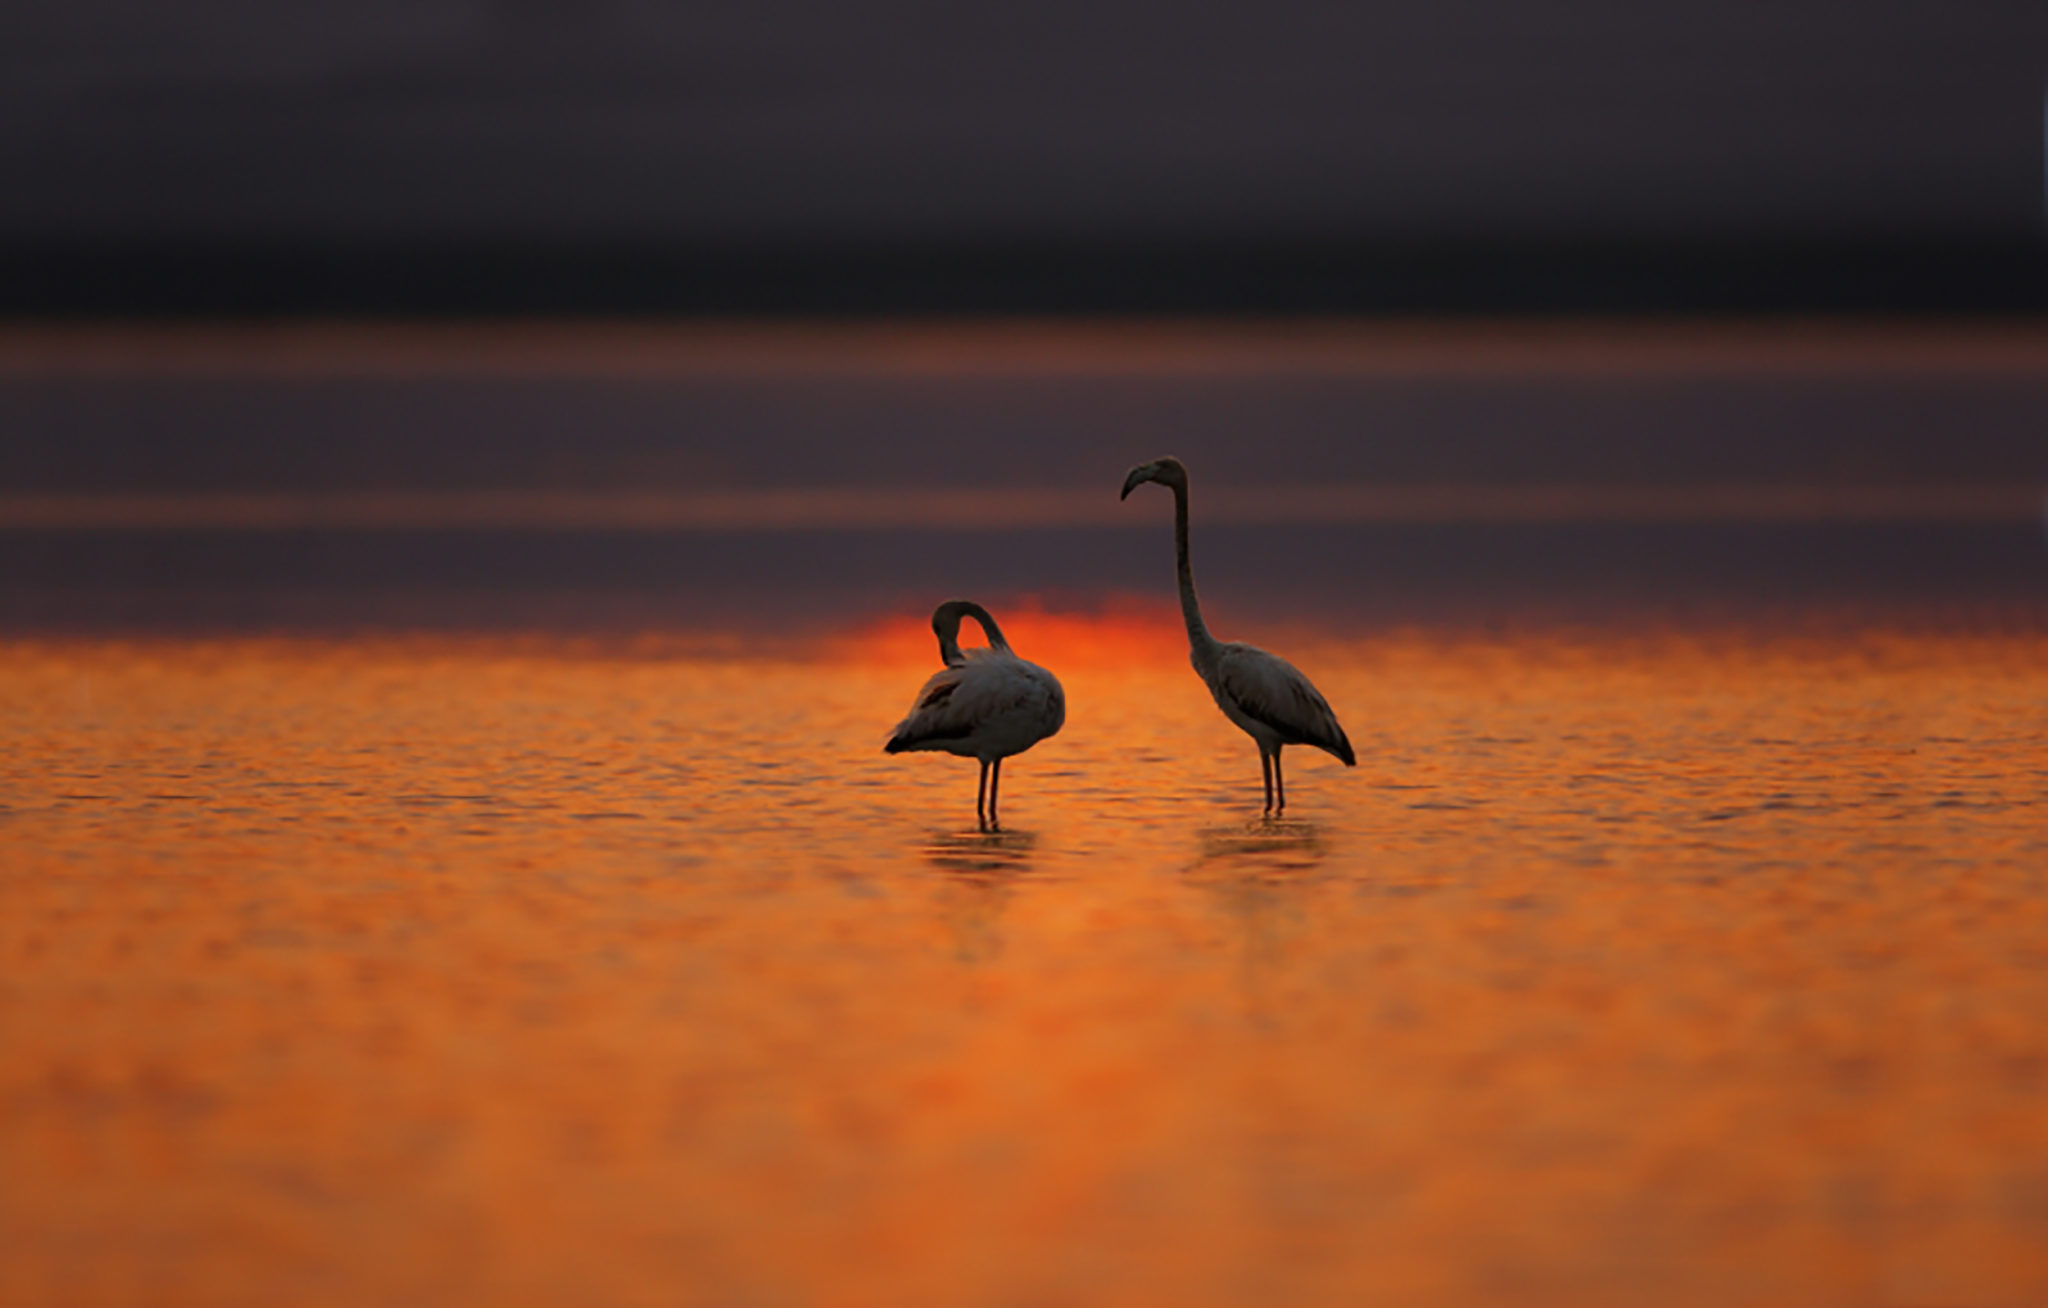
886 648 1065 762
885 600 1064 828
1199 641 1355 767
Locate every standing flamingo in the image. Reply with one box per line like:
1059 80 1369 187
1120 457 1354 813
885 600 1065 830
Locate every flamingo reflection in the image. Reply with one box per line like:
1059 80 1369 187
1185 820 1330 1026
1188 819 1329 882
922 828 1035 963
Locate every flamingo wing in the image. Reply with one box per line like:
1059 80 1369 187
1215 644 1356 765
884 654 1062 754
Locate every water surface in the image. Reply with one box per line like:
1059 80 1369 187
4 611 2046 1306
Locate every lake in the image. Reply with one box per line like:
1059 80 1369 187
4 608 2046 1306
3 321 2047 1305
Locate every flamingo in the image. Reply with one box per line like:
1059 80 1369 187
1120 457 1355 813
884 600 1065 830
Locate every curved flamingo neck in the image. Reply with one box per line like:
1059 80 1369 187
933 600 1010 666
1169 478 1217 657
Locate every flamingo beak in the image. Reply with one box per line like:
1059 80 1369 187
1119 465 1152 500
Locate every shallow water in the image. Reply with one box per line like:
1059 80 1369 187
3 612 2046 1307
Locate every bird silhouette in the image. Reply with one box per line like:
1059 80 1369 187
885 600 1065 830
1121 457 1354 813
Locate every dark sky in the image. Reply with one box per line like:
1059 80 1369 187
6 0 2047 245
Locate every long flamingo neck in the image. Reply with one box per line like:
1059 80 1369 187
1172 479 1215 653
970 607 1011 653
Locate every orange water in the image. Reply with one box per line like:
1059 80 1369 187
4 616 2046 1307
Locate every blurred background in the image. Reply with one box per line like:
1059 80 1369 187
9 12 2048 1307
3 0 2047 629
6 0 2048 314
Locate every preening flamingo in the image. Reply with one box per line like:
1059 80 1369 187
1120 457 1355 813
884 600 1065 830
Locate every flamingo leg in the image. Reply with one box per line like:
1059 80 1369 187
1260 750 1274 814
988 757 1003 831
1273 748 1287 814
976 759 990 831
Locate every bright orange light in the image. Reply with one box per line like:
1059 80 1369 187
828 594 1192 673
6 624 2048 1306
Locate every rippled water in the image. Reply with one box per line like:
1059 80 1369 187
4 610 2046 1306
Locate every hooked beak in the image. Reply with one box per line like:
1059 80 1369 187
1119 465 1153 500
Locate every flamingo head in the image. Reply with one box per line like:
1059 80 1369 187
1120 456 1188 500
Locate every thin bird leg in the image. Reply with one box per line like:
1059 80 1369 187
1261 750 1274 814
1273 748 1287 815
976 759 990 831
988 757 1003 831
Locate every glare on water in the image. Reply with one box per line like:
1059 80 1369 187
2 612 2046 1307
